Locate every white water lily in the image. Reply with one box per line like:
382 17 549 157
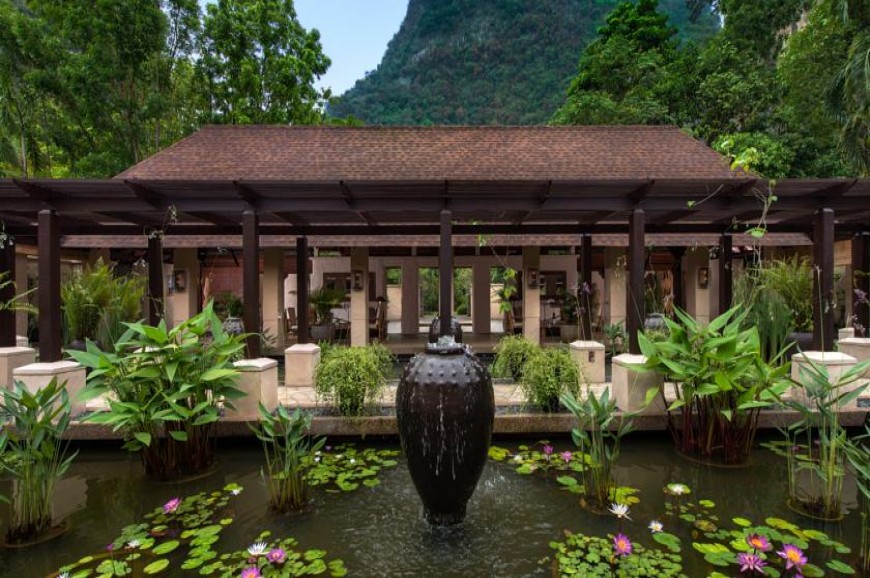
648 520 664 533
314 456 321 462
127 539 141 549
231 488 242 496
57 573 69 578
349 458 356 465
668 483 688 496
247 542 268 556
513 454 523 463
608 503 631 520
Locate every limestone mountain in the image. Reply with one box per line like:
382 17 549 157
329 0 719 125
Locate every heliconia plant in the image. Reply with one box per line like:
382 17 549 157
0 379 77 545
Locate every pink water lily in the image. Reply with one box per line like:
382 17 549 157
266 547 286 564
163 497 181 514
613 533 632 557
240 568 261 578
746 533 772 552
777 544 807 570
738 552 766 574
560 451 572 463
542 444 554 457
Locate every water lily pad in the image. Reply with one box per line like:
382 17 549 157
143 558 170 574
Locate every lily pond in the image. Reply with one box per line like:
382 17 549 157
0 436 864 578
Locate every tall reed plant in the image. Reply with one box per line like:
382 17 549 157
491 334 538 381
0 379 77 544
314 344 394 416
252 404 324 512
846 424 870 574
561 388 634 509
768 359 869 520
520 347 580 412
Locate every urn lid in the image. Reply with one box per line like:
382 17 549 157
425 335 466 355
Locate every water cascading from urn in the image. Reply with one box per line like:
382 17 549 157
396 210 495 525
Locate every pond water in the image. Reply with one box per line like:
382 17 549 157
0 435 863 577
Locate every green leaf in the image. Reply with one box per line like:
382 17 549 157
143 558 170 574
133 432 152 447
826 559 856 574
151 540 179 555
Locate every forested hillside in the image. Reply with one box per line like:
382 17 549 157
329 0 720 125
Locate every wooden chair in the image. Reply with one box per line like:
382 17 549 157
284 307 298 342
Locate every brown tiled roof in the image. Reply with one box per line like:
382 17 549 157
116 125 736 181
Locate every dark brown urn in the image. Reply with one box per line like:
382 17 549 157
396 339 495 525
427 316 463 343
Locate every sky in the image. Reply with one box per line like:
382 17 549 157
295 1 408 95
198 1 408 96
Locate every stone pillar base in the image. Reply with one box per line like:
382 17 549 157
838 327 855 341
611 354 665 414
12 361 86 416
227 358 279 420
569 341 605 384
837 337 870 379
16 335 28 347
0 347 37 390
285 343 321 388
789 351 859 408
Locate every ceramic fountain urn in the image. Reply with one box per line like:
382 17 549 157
396 337 495 525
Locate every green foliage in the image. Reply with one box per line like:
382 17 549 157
304 444 400 493
603 321 628 357
309 287 346 325
769 357 870 520
54 485 347 577
198 0 330 125
330 0 718 125
314 344 394 416
252 404 325 512
845 424 870 573
61 259 145 346
757 256 815 333
491 334 538 381
0 378 77 544
734 268 794 363
551 531 686 577
638 306 789 464
0 270 34 314
519 347 581 412
68 302 247 480
563 388 634 508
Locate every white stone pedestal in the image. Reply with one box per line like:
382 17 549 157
16 335 28 347
611 354 665 413
227 358 279 420
569 341 606 384
12 361 87 415
284 343 321 388
0 347 37 389
837 337 870 379
839 327 855 341
790 351 859 408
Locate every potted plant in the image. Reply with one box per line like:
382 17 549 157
492 334 538 382
309 287 346 342
637 306 790 465
216 292 245 335
559 291 581 343
0 379 77 546
314 343 393 416
69 302 248 480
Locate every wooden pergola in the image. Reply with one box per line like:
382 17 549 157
2 175 869 362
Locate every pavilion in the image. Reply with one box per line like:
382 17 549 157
1 125 869 368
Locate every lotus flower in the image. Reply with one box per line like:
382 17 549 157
747 533 772 552
542 445 554 460
738 552 767 574
560 451 572 463
266 547 286 564
240 568 262 578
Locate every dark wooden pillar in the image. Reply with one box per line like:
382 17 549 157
671 247 686 312
813 208 835 351
580 234 593 340
38 210 61 361
296 236 309 344
0 241 16 347
852 232 870 335
718 234 733 315
242 210 260 357
147 234 164 326
627 209 645 354
439 209 453 337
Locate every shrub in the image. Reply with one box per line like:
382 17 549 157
314 344 394 416
492 334 539 381
519 347 580 412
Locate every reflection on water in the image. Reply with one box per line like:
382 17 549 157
0 437 862 577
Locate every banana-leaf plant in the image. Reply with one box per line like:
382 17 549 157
635 306 790 465
68 302 248 480
0 378 77 545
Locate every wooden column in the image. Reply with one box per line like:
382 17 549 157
38 210 62 361
147 234 164 326
439 209 453 337
718 234 733 315
580 234 593 340
627 209 645 354
0 241 16 347
852 232 870 335
671 247 686 312
296 236 309 344
813 208 835 351
242 210 261 358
